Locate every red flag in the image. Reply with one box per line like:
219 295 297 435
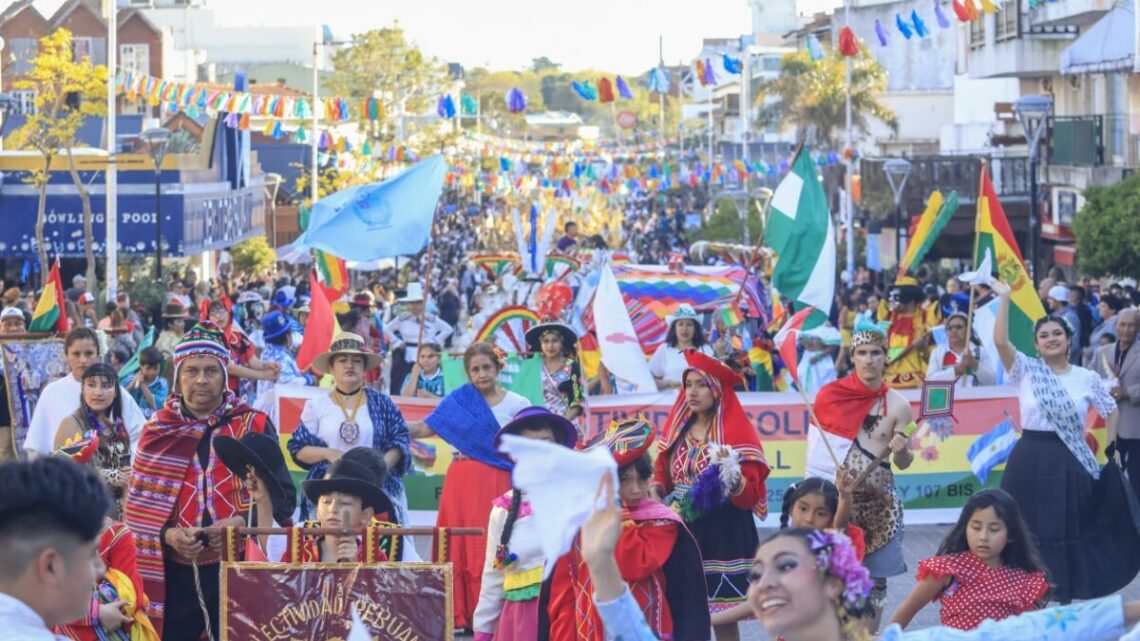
773 307 818 385
244 537 269 562
296 272 335 371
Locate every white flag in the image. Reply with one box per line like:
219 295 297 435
593 263 656 393
347 607 371 641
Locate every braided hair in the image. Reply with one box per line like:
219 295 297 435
494 489 524 569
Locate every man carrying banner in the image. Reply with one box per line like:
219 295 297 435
805 317 914 631
124 320 276 641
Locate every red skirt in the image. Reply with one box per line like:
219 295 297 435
435 458 512 629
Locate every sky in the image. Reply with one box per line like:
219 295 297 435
37 0 842 75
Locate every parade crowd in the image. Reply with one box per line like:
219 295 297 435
1 183 1140 641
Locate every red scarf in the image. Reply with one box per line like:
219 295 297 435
813 374 890 441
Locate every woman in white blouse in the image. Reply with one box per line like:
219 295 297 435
992 279 1138 603
648 304 713 390
925 312 998 388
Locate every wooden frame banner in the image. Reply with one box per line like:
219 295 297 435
221 562 453 641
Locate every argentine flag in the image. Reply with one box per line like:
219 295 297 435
967 416 1019 484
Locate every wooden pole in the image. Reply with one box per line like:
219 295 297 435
795 385 843 471
965 160 985 348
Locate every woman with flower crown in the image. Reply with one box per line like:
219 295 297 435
579 474 1140 641
408 342 531 632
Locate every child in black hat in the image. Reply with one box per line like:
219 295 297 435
284 447 402 562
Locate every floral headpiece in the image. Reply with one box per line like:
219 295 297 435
491 345 508 369
809 530 873 611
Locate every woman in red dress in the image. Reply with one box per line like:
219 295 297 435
409 342 530 631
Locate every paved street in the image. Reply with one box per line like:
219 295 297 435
438 524 1140 639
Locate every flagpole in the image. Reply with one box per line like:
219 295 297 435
415 212 439 353
964 160 985 346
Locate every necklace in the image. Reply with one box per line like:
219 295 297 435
332 388 365 444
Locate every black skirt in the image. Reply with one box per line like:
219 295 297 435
1000 430 1140 601
688 501 760 612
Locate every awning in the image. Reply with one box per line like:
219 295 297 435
1060 0 1135 74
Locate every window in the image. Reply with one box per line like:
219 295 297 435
120 43 150 74
995 2 1019 41
13 91 37 115
72 37 107 66
9 38 37 74
969 16 985 47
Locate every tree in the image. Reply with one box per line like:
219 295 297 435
700 196 763 243
326 26 450 145
230 236 277 277
1072 175 1140 279
9 28 108 288
530 57 561 73
755 48 896 148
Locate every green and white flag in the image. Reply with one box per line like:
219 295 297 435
765 150 836 313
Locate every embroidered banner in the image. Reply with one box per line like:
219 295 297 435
221 563 452 641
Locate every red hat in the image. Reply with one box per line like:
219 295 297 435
682 349 743 389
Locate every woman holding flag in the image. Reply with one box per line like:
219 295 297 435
991 278 1140 602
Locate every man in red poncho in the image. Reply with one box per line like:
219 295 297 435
124 320 275 641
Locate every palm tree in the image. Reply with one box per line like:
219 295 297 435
755 48 897 148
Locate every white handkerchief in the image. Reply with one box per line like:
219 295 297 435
958 248 994 287
498 434 618 579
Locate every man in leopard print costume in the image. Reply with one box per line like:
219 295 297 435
809 317 914 631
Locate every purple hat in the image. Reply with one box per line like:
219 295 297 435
495 406 579 452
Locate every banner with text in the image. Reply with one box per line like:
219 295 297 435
269 385 1102 519
221 563 452 641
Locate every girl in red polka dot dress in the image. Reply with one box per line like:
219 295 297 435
890 489 1049 631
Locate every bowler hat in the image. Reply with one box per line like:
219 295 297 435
214 432 298 525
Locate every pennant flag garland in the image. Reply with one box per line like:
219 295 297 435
507 88 528 113
838 26 859 56
615 76 634 100
896 13 915 38
722 54 743 74
597 77 615 103
701 58 718 85
806 34 825 61
952 0 971 20
935 1 952 28
436 94 456 119
911 9 930 37
695 59 708 86
965 0 980 20
572 81 597 101
875 19 891 46
461 93 479 116
979 0 997 13
647 67 669 93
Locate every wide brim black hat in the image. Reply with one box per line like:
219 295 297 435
214 433 297 525
301 458 394 517
524 322 578 354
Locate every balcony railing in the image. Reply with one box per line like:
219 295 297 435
861 155 1031 209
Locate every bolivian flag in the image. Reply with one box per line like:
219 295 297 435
29 260 68 334
313 249 348 301
976 166 1045 355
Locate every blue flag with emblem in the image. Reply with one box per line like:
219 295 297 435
967 415 1019 484
294 155 448 261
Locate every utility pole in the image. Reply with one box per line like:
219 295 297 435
843 0 855 286
105 0 118 300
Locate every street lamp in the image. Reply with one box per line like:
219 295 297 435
140 127 171 281
264 172 282 248
1014 94 1052 288
884 158 912 268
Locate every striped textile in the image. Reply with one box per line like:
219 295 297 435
123 392 271 635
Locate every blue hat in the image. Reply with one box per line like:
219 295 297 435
261 311 291 341
272 290 295 309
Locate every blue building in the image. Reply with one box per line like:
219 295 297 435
0 112 265 265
